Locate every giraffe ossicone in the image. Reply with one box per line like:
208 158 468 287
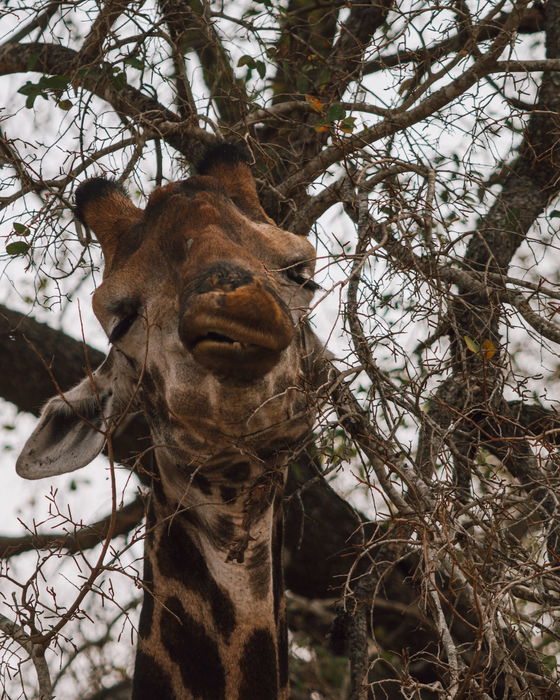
17 143 325 700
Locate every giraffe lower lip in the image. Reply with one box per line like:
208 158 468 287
189 334 283 380
188 326 276 352
180 311 292 379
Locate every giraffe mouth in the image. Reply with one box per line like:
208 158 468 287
188 319 285 352
181 317 291 380
179 283 295 380
195 331 237 346
191 336 283 381
192 332 251 354
189 325 282 357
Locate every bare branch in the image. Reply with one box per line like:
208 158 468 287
278 0 532 197
0 42 216 161
0 497 144 559
77 0 135 65
0 613 52 700
2 0 65 45
363 5 546 75
160 0 248 125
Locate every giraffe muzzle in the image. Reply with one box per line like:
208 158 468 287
179 278 295 381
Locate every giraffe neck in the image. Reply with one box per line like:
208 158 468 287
131 452 288 700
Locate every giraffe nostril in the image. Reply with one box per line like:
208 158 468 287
188 262 255 296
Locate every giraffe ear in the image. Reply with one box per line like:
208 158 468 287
16 355 118 480
198 143 273 224
74 178 143 268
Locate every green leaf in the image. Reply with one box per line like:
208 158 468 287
57 99 73 111
6 241 31 256
18 76 69 107
550 210 560 219
255 60 266 79
42 75 70 90
124 56 145 70
237 55 255 68
316 67 331 87
338 116 356 133
17 82 33 94
25 94 39 108
326 104 345 122
463 335 479 353
18 81 42 97
13 223 30 235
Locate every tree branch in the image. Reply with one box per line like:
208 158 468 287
3 0 64 45
0 42 216 162
363 5 545 75
159 0 247 125
0 612 52 700
0 497 144 559
327 0 394 102
77 0 135 65
278 0 532 197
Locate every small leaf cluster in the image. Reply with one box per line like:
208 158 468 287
305 96 356 134
17 75 71 109
238 54 267 80
5 223 31 256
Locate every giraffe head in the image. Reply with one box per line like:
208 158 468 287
17 144 319 480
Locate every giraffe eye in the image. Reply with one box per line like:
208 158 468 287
284 263 320 292
109 310 139 344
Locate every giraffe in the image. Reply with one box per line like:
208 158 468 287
16 143 324 700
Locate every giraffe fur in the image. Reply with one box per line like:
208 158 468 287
17 142 326 699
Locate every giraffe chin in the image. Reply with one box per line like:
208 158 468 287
190 338 283 382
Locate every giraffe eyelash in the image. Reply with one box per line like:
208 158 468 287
284 264 320 292
109 310 139 344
